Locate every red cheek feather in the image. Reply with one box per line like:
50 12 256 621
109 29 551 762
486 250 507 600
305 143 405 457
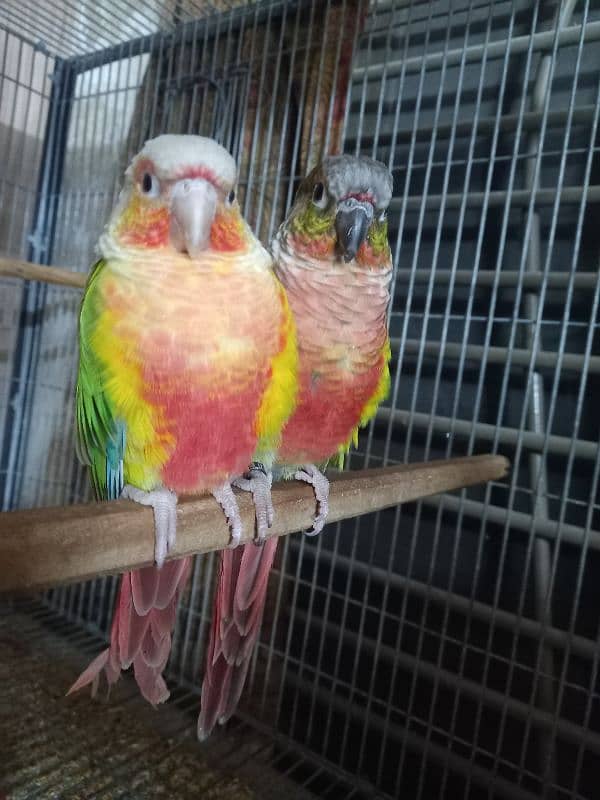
289 233 336 259
119 202 170 248
356 241 390 269
210 210 247 252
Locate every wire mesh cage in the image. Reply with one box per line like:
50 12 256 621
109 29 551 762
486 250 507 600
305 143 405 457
1 0 599 798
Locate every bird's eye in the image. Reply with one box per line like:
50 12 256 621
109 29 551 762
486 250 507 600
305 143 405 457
141 173 160 197
378 210 387 222
227 189 236 205
312 182 327 208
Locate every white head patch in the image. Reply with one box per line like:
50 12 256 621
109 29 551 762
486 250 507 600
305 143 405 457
128 134 237 191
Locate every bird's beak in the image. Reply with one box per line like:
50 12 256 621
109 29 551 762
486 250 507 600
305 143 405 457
335 198 374 262
170 178 217 258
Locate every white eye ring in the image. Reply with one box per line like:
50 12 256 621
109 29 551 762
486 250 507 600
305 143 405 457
312 182 328 209
226 188 236 206
378 210 387 222
141 172 160 198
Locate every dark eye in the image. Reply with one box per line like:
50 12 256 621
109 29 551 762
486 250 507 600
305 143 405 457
227 189 236 205
141 173 159 197
312 182 327 208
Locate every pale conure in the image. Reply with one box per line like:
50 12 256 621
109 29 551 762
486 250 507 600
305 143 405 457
68 134 298 705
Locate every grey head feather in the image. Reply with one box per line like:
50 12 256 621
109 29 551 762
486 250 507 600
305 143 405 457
322 155 393 210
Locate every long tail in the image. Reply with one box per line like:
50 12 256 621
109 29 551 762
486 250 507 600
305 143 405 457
67 557 192 704
198 537 278 739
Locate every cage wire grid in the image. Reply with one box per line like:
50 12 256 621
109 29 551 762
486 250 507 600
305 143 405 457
0 0 600 798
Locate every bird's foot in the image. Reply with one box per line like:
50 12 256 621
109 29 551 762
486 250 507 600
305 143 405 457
294 464 329 536
233 463 274 544
212 482 243 549
121 485 178 568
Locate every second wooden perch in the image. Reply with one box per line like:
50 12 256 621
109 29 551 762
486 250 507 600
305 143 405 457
0 256 87 289
0 454 508 593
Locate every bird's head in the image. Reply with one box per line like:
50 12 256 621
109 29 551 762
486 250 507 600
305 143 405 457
103 134 248 258
283 155 393 267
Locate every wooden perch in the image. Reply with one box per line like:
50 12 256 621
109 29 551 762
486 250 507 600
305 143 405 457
0 263 509 591
0 455 508 593
0 257 86 289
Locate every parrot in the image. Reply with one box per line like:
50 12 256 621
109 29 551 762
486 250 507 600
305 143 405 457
198 155 393 738
67 134 298 706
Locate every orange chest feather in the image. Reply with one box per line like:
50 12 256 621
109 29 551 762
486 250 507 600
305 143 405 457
96 262 288 490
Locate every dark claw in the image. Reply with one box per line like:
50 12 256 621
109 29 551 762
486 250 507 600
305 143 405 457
248 462 267 476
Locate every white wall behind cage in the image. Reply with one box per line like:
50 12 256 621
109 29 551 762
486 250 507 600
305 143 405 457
1 1 600 799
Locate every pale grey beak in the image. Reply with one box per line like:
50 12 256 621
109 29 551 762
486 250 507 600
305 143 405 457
335 197 374 262
170 178 217 258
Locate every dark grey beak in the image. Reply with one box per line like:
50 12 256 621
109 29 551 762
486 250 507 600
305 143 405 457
335 198 374 262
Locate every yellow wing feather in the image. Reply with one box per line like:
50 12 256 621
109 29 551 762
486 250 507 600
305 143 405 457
253 281 298 465
335 337 391 469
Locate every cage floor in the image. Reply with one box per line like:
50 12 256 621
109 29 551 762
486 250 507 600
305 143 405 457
0 600 316 800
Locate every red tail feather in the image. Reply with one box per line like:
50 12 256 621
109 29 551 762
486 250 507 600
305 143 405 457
198 538 278 740
67 557 192 705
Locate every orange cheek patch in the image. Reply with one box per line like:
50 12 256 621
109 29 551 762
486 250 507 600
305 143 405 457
289 232 336 259
357 241 391 269
210 210 247 252
118 196 170 248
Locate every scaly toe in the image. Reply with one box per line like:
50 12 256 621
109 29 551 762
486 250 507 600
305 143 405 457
212 482 243 548
233 464 274 544
228 525 242 549
155 536 167 568
294 465 330 537
121 485 178 568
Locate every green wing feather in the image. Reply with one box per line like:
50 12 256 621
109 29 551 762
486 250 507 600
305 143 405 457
76 259 124 501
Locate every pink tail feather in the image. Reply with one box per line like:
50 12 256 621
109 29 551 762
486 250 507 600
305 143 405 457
67 557 192 705
198 537 278 740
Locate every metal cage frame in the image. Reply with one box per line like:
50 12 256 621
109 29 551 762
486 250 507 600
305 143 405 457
1 1 600 798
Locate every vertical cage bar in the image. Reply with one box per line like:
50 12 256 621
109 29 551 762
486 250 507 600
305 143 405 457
0 56 75 511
